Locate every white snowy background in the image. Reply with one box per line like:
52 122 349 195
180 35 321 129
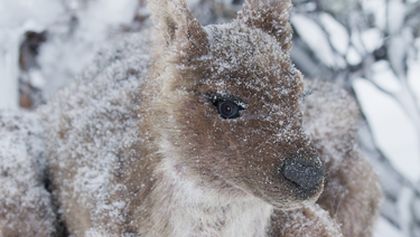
0 0 419 236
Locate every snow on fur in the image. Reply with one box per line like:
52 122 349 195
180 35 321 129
38 32 151 235
0 0 381 236
0 110 56 236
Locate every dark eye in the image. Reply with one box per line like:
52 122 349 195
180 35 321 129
207 94 245 119
217 100 241 119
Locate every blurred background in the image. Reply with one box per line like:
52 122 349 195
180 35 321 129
0 0 419 236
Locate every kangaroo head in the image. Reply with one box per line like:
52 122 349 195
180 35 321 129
146 0 324 209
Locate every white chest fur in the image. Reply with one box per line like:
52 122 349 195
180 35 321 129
144 161 274 237
166 197 272 237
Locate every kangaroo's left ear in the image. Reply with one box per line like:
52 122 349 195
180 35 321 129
148 0 208 56
238 0 293 53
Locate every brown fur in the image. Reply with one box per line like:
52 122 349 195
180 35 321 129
303 80 382 237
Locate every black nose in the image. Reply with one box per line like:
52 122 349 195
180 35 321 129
280 157 324 191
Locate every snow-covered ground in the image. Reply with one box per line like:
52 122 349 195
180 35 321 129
1 0 419 236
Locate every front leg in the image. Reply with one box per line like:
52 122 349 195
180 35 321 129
317 151 382 237
268 204 343 237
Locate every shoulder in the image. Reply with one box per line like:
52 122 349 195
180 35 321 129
302 79 360 159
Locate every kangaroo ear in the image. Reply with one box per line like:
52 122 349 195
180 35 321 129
149 0 208 55
238 0 293 52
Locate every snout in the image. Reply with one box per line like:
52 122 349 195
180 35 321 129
280 157 324 194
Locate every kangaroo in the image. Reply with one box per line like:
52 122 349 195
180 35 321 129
0 0 381 236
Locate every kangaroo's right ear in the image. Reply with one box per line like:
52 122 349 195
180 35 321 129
238 0 293 53
148 0 208 56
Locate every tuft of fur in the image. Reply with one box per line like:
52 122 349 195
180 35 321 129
0 0 381 237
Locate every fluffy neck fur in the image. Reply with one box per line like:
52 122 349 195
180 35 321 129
137 158 274 237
